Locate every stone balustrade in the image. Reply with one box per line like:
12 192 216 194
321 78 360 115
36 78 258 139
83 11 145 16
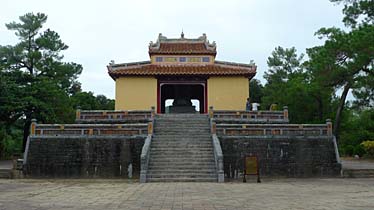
30 120 150 137
76 108 155 123
216 122 332 136
209 106 289 123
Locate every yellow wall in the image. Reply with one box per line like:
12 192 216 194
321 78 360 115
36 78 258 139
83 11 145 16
115 77 157 110
208 77 249 110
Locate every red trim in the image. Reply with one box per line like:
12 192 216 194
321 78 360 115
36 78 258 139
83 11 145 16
157 79 161 114
204 82 208 114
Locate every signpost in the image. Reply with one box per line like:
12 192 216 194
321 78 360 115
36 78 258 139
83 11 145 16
243 155 261 183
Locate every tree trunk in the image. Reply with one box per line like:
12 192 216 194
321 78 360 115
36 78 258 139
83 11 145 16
333 83 351 143
22 115 31 152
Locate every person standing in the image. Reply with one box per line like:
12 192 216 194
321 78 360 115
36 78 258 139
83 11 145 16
246 98 251 111
252 102 260 111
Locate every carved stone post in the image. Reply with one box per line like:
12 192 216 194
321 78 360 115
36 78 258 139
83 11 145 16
30 119 37 136
76 106 81 120
326 119 332 136
283 106 289 121
209 106 214 118
211 122 216 135
151 106 155 118
148 122 153 135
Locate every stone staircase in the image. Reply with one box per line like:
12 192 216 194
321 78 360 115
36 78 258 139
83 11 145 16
0 169 12 179
147 114 217 182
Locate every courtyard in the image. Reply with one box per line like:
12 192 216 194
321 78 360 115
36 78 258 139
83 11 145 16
0 178 374 210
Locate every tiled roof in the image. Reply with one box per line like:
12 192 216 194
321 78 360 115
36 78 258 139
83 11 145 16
108 62 256 79
149 42 216 55
148 33 217 56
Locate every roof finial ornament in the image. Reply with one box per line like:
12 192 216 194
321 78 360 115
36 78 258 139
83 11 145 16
181 29 184 39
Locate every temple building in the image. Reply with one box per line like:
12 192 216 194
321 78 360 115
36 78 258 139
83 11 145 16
108 33 256 114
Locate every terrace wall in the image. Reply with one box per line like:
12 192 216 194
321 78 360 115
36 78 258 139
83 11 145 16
24 136 146 178
219 136 341 179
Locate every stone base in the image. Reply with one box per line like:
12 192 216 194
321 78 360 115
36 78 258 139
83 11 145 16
169 106 196 113
219 136 342 178
24 136 146 178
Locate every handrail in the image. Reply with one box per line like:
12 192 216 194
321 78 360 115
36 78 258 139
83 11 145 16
76 109 153 122
140 134 152 183
215 122 332 137
332 136 341 164
140 113 155 183
31 121 148 136
210 106 289 123
210 118 224 183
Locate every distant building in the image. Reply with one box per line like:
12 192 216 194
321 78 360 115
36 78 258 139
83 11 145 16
108 33 256 113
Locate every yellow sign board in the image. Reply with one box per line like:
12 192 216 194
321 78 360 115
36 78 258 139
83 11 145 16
245 156 258 175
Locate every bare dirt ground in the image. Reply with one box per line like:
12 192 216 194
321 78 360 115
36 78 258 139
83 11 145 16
1 178 374 210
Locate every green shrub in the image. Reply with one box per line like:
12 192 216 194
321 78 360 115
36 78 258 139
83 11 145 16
361 141 374 157
344 145 355 156
0 128 22 159
353 144 366 157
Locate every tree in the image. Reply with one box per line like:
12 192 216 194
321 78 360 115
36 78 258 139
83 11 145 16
307 24 374 140
70 91 115 110
263 46 334 123
0 13 82 151
249 79 264 104
330 0 374 27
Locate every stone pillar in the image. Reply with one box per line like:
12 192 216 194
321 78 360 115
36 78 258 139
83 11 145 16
326 119 332 136
209 106 214 118
151 106 155 118
76 108 81 120
30 119 37 136
148 122 153 135
211 122 216 135
283 106 289 121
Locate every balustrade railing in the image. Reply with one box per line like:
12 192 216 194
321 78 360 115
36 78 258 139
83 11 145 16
209 106 289 123
76 107 155 122
30 120 149 137
216 120 332 137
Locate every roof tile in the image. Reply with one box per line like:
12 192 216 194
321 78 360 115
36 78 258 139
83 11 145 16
108 63 256 79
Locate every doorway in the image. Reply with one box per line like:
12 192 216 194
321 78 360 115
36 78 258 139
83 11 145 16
158 82 207 114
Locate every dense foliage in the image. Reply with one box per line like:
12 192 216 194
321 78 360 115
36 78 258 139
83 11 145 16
255 0 373 156
0 13 114 159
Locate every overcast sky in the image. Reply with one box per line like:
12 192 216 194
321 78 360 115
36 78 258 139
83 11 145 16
1 0 345 99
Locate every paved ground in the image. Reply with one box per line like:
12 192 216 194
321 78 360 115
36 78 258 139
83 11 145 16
0 161 12 169
1 178 374 210
342 158 374 170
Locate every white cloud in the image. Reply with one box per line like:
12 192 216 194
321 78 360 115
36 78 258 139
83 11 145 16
0 0 344 99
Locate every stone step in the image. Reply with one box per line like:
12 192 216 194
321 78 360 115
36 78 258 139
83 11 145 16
151 143 213 148
150 149 213 153
151 145 212 148
149 157 214 161
154 127 209 130
148 169 216 174
149 159 215 165
154 129 210 131
147 173 216 178
156 114 208 118
147 177 217 182
152 136 211 139
149 163 216 168
0 169 12 179
150 155 214 159
152 135 212 141
149 165 216 170
342 169 374 178
151 141 212 145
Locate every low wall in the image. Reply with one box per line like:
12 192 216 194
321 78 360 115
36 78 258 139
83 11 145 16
219 136 341 178
24 136 146 178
